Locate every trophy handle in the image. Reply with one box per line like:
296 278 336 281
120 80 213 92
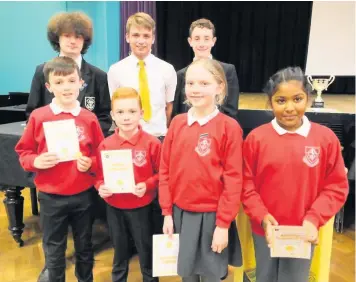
325 75 335 90
307 75 314 90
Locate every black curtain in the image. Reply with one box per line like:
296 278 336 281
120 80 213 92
156 1 355 94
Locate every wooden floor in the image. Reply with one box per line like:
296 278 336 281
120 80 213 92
0 190 354 282
239 93 355 113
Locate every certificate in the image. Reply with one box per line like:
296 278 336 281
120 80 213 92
153 234 179 277
43 119 81 162
101 150 135 193
270 225 311 259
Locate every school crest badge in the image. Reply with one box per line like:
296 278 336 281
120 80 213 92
76 126 86 141
85 97 95 111
133 150 147 167
195 134 211 157
303 146 320 167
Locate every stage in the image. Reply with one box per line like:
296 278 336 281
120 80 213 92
238 93 355 113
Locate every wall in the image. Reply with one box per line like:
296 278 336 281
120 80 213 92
66 1 120 71
305 1 355 76
0 1 120 95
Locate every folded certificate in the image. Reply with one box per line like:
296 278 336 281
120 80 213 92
101 150 135 193
43 119 81 162
270 226 311 259
153 234 179 277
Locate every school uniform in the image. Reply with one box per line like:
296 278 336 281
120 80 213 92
95 127 161 282
159 109 243 281
242 116 349 282
108 53 177 235
15 101 104 282
26 57 112 136
172 61 240 120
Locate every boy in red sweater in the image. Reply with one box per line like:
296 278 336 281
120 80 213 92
160 58 243 282
95 88 160 282
242 67 349 282
15 56 104 282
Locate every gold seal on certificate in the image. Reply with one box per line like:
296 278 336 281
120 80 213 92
43 119 81 162
152 234 179 277
270 226 311 259
101 149 135 193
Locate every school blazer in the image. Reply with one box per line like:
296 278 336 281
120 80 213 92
172 61 240 120
26 59 112 135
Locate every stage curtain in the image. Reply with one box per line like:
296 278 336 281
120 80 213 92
156 1 354 94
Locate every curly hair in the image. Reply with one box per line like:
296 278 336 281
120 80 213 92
47 11 93 54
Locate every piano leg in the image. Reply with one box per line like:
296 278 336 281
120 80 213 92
3 186 25 247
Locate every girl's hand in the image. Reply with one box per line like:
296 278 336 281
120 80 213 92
163 215 174 238
303 220 319 244
211 226 228 253
262 214 279 247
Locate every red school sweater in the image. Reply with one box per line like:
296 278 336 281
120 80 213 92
242 122 349 235
95 127 161 209
15 105 104 195
159 113 243 228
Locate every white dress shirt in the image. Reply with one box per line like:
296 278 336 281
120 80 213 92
107 53 177 136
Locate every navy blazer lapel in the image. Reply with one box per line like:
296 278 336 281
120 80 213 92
78 59 92 104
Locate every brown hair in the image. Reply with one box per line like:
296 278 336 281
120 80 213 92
47 11 93 54
126 12 155 34
189 18 216 37
186 58 227 105
43 56 81 83
111 87 143 110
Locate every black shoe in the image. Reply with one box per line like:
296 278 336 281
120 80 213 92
37 267 49 282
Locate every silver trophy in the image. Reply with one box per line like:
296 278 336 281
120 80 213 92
307 75 335 108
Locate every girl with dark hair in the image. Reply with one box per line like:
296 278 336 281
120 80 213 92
242 66 349 282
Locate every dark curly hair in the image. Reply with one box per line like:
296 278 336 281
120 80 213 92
47 12 93 54
263 67 312 102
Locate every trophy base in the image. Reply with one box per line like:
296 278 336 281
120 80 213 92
312 100 324 108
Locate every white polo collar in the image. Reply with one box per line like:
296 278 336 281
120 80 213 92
49 98 81 116
187 106 219 126
271 115 311 137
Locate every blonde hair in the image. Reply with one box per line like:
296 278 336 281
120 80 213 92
189 18 215 37
126 12 156 34
186 58 227 105
111 88 142 110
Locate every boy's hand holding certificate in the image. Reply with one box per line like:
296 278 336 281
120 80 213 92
101 149 135 193
43 119 81 162
270 226 311 259
153 234 179 277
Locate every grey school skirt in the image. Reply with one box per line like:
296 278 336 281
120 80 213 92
173 205 242 278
